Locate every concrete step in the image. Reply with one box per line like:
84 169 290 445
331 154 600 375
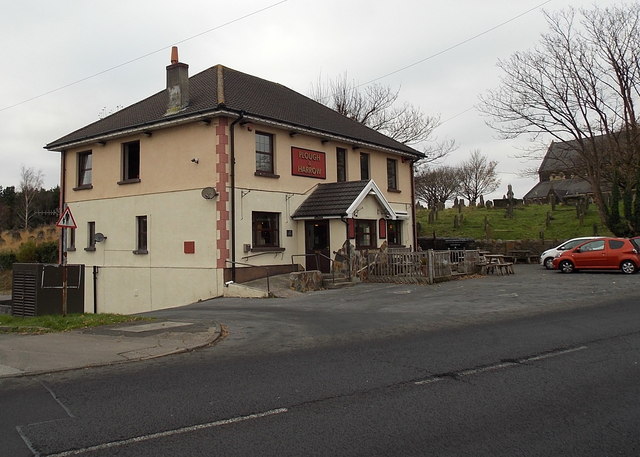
322 274 355 289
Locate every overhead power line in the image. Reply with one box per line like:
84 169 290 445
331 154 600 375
0 0 288 113
360 0 553 87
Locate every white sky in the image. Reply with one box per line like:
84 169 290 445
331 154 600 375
0 0 623 202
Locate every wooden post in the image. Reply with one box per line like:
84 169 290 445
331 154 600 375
61 227 68 316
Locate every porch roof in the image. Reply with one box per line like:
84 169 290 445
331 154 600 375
292 180 397 220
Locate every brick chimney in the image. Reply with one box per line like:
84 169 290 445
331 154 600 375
166 46 189 114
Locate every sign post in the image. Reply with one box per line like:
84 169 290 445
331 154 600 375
56 206 77 316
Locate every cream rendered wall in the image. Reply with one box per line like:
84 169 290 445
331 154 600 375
329 220 348 254
233 188 307 266
66 189 221 314
233 124 414 205
231 123 416 264
65 122 221 202
63 121 227 313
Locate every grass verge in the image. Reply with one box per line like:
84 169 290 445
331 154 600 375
0 313 150 334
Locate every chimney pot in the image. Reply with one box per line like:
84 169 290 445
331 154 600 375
170 46 179 64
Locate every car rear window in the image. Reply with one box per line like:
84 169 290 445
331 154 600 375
631 238 640 250
609 240 625 249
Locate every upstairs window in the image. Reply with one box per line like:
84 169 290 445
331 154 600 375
255 132 275 175
121 141 140 183
387 158 398 191
360 153 370 180
336 148 347 182
77 151 92 188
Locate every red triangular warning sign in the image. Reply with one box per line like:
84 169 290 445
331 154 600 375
56 206 77 229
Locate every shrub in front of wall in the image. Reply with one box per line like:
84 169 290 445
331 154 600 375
0 251 17 269
16 240 38 263
35 241 59 264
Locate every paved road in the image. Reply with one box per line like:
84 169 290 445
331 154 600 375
149 264 639 354
2 265 640 456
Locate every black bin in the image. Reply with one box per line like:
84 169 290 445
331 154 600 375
11 263 85 316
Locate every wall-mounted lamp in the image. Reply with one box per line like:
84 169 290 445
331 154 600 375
191 158 199 164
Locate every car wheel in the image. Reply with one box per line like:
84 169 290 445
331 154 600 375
543 257 554 270
620 260 636 274
559 260 574 273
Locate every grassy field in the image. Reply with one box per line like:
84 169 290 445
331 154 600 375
416 203 613 240
0 226 59 252
0 313 150 334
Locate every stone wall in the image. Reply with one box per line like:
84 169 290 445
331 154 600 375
289 270 324 292
474 239 565 256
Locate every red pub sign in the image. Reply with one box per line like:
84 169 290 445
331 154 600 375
291 147 326 179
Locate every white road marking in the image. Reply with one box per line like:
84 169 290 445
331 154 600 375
414 346 588 386
523 345 588 362
44 408 288 456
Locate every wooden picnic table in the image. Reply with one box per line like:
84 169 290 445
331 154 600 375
483 254 514 275
508 250 532 263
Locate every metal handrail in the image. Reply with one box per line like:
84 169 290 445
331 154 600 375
291 252 337 283
290 253 318 270
225 260 271 295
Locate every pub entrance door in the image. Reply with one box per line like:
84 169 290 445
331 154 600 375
304 220 331 273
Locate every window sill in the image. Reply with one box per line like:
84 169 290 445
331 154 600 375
250 246 285 253
387 188 401 193
66 247 76 252
118 178 141 185
254 171 280 179
132 249 149 255
73 185 93 191
84 247 96 252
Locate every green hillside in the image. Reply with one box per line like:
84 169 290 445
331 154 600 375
416 203 613 240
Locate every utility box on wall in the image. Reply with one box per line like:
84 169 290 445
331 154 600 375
12 263 85 316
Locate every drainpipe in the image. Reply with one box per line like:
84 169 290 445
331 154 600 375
410 159 418 250
93 266 99 314
59 151 67 264
229 112 245 282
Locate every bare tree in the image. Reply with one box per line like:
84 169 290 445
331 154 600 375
17 166 44 230
479 4 640 235
310 73 455 163
414 166 461 209
457 150 500 205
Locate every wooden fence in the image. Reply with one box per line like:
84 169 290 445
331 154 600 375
366 250 481 284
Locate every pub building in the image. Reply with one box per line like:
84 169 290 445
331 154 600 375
46 48 422 314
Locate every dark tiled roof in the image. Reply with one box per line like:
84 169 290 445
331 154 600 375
524 178 593 200
292 180 371 219
46 65 422 158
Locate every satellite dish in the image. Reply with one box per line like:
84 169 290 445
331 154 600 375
94 233 107 243
201 187 218 199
